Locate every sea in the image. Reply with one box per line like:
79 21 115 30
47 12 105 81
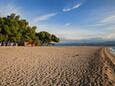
109 47 115 55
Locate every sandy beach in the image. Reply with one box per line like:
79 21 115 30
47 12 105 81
0 46 114 86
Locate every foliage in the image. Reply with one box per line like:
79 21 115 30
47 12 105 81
0 13 59 46
36 31 59 46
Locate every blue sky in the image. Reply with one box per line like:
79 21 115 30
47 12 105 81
0 0 115 42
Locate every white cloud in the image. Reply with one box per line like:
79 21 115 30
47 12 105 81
88 23 105 27
89 14 115 27
100 15 115 23
37 24 103 40
87 14 115 41
34 13 58 22
36 23 115 41
100 31 115 40
63 3 82 12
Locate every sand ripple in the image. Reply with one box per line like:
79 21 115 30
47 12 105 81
0 46 106 86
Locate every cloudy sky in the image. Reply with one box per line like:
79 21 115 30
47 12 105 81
0 0 115 42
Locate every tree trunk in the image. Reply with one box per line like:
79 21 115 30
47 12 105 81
5 42 8 46
1 41 4 46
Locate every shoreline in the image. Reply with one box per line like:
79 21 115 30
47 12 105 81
101 48 115 85
106 47 115 64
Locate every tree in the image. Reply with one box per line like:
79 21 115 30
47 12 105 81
0 13 60 46
36 31 51 45
51 34 60 43
36 31 59 46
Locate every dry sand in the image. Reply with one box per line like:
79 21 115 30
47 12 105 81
0 46 112 86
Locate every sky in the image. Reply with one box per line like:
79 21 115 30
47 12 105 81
0 0 115 42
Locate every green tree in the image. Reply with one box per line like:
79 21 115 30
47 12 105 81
0 13 60 46
36 31 59 46
51 34 60 43
36 31 51 45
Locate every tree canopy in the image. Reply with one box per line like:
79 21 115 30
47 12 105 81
36 31 59 46
0 13 59 46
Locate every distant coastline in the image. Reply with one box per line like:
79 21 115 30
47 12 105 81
56 42 115 46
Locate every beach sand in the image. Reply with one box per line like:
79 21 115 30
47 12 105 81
0 46 114 86
101 48 115 86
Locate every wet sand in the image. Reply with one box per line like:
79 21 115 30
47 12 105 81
101 48 115 86
0 46 113 86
